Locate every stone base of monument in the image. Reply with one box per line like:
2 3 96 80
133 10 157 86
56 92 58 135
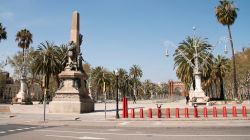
49 70 94 113
49 99 94 113
189 90 210 106
14 92 33 105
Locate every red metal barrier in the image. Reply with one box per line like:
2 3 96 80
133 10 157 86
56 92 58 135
194 105 198 118
203 107 208 118
175 108 180 118
140 108 144 118
242 106 247 118
148 108 152 118
131 108 134 118
157 108 162 118
222 106 227 118
166 108 170 118
184 108 189 118
232 106 237 117
213 106 217 118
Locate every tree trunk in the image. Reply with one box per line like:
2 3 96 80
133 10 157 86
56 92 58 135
227 25 238 99
219 76 225 100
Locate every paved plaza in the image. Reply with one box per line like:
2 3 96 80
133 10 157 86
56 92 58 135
0 99 250 128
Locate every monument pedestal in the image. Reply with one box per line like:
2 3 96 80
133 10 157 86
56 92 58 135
189 89 209 106
15 78 33 105
49 71 94 113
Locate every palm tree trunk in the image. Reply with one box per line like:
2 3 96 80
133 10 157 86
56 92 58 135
227 25 238 99
219 76 224 100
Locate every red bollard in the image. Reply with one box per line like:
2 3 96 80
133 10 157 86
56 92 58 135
148 108 152 118
140 108 144 118
232 106 237 117
125 98 128 118
222 106 227 118
242 106 247 118
131 108 135 118
184 108 189 118
166 108 171 118
157 108 162 118
122 97 125 118
203 107 208 118
194 105 198 118
213 106 217 118
175 108 180 118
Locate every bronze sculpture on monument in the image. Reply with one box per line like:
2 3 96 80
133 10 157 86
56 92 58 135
49 11 94 113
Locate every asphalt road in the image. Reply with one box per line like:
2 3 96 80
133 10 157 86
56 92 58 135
1 124 250 140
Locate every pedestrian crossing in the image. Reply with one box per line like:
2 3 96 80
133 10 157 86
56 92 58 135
0 125 48 135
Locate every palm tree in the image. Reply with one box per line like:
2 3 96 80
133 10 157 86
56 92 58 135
129 64 143 99
212 55 230 100
32 41 61 90
142 79 153 99
174 36 213 90
215 0 239 98
117 68 128 97
15 29 33 61
90 66 110 100
0 23 7 42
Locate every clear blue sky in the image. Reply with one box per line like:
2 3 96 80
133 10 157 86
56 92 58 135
1 0 250 83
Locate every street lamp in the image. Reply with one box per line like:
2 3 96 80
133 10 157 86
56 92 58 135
42 53 46 122
164 27 228 105
115 69 120 119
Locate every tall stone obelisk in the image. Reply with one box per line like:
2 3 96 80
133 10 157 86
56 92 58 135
49 11 94 113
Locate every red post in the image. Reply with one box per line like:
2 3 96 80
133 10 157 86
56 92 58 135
140 108 144 118
242 106 247 118
125 98 128 118
175 108 179 118
203 107 208 118
194 105 198 118
131 108 134 118
122 97 125 118
166 108 170 118
148 108 152 118
222 106 227 118
232 106 237 117
184 107 189 118
213 106 217 118
157 108 162 118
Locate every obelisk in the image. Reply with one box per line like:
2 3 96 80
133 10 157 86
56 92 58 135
70 11 80 54
49 11 94 113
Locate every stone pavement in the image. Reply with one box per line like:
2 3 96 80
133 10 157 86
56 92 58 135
0 99 250 128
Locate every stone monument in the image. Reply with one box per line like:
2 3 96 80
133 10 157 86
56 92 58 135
189 43 210 106
49 11 94 113
15 66 33 104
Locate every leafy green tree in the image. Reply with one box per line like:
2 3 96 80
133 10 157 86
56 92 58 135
211 55 230 100
117 68 129 97
32 41 62 90
129 64 143 99
90 66 110 100
174 36 213 91
215 0 239 98
15 29 33 61
0 23 7 42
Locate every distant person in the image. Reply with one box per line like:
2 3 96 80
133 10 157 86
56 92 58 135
133 96 136 104
186 95 190 105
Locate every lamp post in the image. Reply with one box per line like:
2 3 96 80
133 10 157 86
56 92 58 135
42 54 46 122
164 27 228 105
115 69 120 119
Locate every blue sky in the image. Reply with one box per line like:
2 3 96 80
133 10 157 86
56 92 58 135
0 0 250 83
